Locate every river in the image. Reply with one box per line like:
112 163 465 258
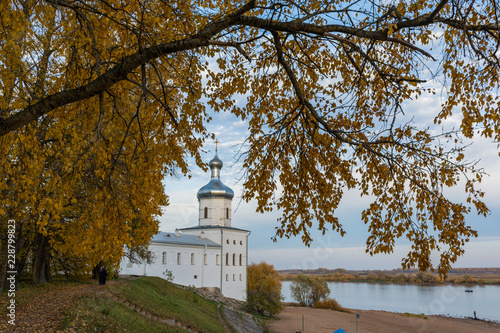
281 281 500 322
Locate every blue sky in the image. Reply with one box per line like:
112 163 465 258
158 98 500 271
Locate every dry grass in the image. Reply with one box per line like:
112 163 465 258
313 298 350 313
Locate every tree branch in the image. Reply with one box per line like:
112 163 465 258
0 0 256 137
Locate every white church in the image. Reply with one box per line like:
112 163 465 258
119 152 249 301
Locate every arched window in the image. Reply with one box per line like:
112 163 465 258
191 253 195 265
177 253 181 265
204 207 208 218
226 253 229 265
239 274 242 281
216 254 220 266
226 207 229 219
226 274 228 281
233 274 235 281
239 254 242 266
232 253 235 266
204 254 207 265
162 252 167 264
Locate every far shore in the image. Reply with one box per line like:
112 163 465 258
279 278 500 286
279 267 500 285
266 306 500 333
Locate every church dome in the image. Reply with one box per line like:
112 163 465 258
197 152 234 200
197 179 234 199
209 154 223 169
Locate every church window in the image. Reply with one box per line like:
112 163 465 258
239 254 242 266
216 254 220 265
204 207 208 218
233 240 236 244
226 239 229 244
191 253 195 265
240 241 243 245
226 208 229 219
177 253 181 265
194 275 198 279
232 253 235 265
127 261 133 268
226 253 229 265
204 254 207 265
233 274 235 281
226 274 228 281
239 274 242 281
162 252 167 264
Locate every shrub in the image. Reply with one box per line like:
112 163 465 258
290 274 330 306
313 298 349 312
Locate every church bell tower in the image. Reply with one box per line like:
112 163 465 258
197 151 234 227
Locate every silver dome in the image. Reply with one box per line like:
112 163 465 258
209 154 223 170
197 178 234 200
197 152 234 200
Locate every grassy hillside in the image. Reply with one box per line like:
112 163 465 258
62 277 226 332
0 277 228 332
62 293 188 332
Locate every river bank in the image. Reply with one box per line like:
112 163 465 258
266 306 500 333
280 281 500 322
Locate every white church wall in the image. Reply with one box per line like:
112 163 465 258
181 227 248 301
119 243 221 289
221 229 248 300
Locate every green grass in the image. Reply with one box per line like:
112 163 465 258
61 294 188 332
1 277 229 332
107 277 226 333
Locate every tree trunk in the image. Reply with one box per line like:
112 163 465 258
32 232 52 284
14 221 25 288
0 240 8 293
0 219 23 292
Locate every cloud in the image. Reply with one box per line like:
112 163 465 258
249 237 500 270
159 82 500 270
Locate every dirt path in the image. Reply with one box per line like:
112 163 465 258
266 307 500 333
1 281 112 333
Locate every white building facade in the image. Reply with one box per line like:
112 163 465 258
119 152 249 301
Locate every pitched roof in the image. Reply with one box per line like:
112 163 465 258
150 231 221 247
180 225 249 232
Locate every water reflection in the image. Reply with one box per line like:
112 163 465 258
281 281 500 322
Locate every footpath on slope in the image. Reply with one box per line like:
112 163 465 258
1 280 263 333
196 287 263 333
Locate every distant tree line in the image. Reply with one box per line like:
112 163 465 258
282 270 499 285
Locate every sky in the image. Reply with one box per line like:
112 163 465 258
156 26 500 271
157 97 500 271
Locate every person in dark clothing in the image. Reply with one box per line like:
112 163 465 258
98 265 108 285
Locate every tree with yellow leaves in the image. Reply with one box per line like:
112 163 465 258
1 0 499 287
247 262 283 315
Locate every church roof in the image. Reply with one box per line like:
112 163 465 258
197 152 234 200
180 225 249 233
150 231 221 247
197 179 234 200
